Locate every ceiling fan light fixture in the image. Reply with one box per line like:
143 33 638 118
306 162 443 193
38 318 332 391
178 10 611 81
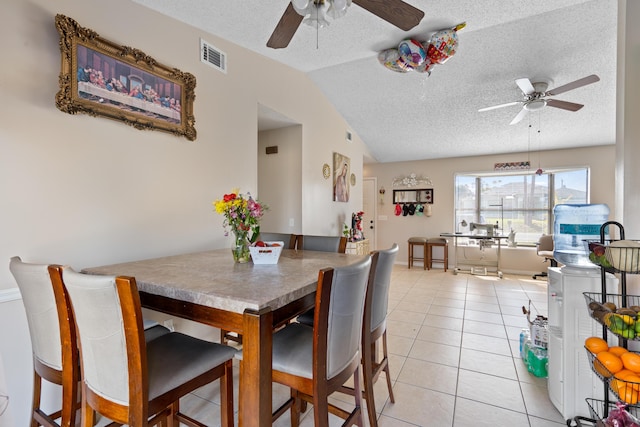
303 2 330 28
327 0 349 19
292 0 310 12
524 99 547 111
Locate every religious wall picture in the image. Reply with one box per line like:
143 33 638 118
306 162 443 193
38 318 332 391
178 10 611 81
54 14 197 140
333 152 350 202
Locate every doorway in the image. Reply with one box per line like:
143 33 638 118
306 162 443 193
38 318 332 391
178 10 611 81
363 177 377 250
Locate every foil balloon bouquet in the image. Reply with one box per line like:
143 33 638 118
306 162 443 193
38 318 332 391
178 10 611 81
378 22 466 76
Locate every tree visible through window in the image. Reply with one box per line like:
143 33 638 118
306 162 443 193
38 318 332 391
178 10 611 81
454 169 588 245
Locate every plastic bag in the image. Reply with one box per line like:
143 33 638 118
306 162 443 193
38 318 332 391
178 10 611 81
605 402 640 427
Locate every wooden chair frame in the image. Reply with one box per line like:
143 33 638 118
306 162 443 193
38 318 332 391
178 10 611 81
272 253 378 427
9 258 80 427
49 267 234 427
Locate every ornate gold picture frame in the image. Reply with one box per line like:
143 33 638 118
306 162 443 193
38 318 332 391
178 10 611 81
54 14 197 140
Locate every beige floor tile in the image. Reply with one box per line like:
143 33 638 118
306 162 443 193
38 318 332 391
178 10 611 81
423 313 464 331
520 381 565 423
428 304 465 319
453 397 529 427
381 382 455 426
528 415 568 426
387 334 415 356
435 291 468 301
387 319 421 339
458 348 518 380
462 319 507 339
432 296 466 308
408 339 460 367
387 309 427 325
502 313 529 328
377 414 420 427
396 357 459 394
463 309 504 325
398 300 431 314
461 332 513 356
464 300 500 313
464 293 499 304
416 324 462 346
456 369 526 413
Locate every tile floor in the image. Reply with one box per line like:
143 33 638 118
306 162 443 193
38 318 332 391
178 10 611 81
161 267 574 426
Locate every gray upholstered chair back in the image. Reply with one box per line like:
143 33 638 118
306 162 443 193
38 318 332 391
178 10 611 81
258 232 296 249
299 235 346 253
370 244 399 332
62 268 130 405
326 256 371 379
9 256 62 370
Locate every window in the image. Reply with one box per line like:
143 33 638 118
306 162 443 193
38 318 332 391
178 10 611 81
454 168 588 245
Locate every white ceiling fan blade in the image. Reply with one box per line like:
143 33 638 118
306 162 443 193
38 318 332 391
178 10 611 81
509 108 529 125
547 74 600 96
546 99 584 112
515 78 535 95
478 101 521 112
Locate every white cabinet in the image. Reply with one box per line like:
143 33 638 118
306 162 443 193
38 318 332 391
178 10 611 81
547 266 617 420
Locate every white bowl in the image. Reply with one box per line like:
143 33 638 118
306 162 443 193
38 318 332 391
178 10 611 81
606 240 640 273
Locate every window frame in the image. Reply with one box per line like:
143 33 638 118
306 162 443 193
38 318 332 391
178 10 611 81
454 167 590 246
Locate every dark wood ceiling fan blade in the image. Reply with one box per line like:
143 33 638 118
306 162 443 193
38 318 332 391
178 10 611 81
267 3 304 49
352 0 424 31
547 74 600 96
546 99 584 112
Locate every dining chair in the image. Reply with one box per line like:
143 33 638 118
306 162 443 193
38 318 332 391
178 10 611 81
9 256 80 427
52 266 237 427
295 235 347 253
297 244 399 427
269 253 376 427
257 232 296 249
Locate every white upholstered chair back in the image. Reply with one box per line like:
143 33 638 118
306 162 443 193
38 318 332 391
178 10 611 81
9 256 62 370
62 268 130 405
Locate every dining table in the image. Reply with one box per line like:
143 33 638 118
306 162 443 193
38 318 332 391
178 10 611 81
83 247 368 427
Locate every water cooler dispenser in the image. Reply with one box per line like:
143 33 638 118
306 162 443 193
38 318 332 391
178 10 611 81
547 204 615 419
547 266 617 420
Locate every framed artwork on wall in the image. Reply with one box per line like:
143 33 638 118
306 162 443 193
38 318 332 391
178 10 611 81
333 152 350 202
54 14 197 141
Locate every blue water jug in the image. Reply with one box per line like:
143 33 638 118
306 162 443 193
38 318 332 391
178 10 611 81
553 204 610 268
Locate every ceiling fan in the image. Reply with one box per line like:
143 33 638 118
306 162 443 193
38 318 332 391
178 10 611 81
267 0 425 49
478 74 600 125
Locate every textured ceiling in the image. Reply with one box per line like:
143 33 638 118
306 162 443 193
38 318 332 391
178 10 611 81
132 0 617 163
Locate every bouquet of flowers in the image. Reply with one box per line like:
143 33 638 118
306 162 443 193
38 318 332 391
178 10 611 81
213 189 267 262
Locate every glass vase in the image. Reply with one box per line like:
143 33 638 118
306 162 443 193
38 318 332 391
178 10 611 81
231 230 251 263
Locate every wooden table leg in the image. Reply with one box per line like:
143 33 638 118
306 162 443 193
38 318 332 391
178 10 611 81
239 308 273 427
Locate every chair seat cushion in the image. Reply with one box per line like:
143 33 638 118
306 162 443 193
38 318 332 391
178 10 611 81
272 323 314 379
408 237 427 243
146 332 236 400
143 325 171 342
296 309 314 327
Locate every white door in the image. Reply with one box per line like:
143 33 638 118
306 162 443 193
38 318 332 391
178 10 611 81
363 178 377 250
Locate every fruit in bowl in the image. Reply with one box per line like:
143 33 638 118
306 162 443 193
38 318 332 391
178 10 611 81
588 242 612 268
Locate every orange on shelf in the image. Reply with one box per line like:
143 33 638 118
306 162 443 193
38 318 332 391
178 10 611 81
618 383 640 405
585 336 609 354
595 351 623 377
609 346 629 357
621 352 640 373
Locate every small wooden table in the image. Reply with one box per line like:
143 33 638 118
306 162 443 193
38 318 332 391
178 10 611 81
83 248 367 427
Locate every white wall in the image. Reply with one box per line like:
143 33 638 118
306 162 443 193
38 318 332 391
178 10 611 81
365 145 616 274
0 0 370 421
258 126 303 234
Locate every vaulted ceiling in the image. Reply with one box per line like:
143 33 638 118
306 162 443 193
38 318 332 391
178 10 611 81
132 0 617 162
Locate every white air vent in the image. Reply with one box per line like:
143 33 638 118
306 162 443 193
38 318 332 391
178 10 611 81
200 39 227 73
